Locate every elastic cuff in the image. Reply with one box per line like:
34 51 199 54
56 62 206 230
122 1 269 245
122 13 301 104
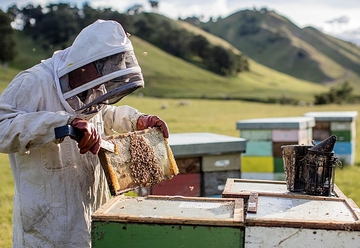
67 115 77 125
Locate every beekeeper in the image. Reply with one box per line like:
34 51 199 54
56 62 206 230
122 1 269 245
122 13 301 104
0 19 169 247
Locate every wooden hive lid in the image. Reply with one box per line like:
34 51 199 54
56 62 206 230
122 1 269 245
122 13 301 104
92 195 244 227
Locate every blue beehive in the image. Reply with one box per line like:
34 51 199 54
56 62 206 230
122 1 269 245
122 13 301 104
304 111 358 165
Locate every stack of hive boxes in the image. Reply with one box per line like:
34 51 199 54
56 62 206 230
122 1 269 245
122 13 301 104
151 132 246 197
92 196 245 247
236 117 315 180
220 178 360 247
91 179 360 247
304 111 358 165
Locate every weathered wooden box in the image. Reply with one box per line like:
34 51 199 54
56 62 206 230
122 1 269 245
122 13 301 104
222 178 347 213
169 133 247 158
151 157 201 197
244 195 360 247
222 178 346 199
202 170 240 196
151 173 201 197
92 195 245 248
175 157 201 174
202 153 240 172
162 133 246 197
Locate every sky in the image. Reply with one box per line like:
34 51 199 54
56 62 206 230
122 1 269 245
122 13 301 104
1 0 360 44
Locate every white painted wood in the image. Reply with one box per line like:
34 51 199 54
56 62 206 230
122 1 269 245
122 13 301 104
272 129 304 142
93 195 245 226
227 179 288 194
245 226 360 248
240 172 286 181
241 129 272 141
237 117 315 130
304 111 358 122
202 153 240 172
247 196 355 223
222 179 345 198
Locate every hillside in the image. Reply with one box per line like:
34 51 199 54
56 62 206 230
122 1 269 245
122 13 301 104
302 27 360 85
1 28 329 103
132 35 327 102
195 9 360 89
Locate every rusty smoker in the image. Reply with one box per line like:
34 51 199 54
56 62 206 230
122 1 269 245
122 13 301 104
282 135 341 196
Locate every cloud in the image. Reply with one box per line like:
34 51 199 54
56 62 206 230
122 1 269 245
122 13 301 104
326 16 350 24
2 0 360 33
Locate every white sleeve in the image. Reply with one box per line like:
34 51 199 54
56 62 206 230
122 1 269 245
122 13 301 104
102 105 143 135
0 72 72 154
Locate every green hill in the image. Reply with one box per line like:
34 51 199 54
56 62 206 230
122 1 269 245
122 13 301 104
1 19 329 103
196 9 360 89
302 27 360 84
125 35 329 102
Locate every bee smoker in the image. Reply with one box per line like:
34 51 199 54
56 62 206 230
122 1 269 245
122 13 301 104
282 144 313 192
304 135 340 196
282 135 340 196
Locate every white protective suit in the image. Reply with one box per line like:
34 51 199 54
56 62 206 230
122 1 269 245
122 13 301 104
0 20 144 247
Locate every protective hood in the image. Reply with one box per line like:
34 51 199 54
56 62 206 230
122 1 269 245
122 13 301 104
56 19 144 116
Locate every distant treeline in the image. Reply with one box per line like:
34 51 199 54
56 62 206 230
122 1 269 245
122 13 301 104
5 3 249 76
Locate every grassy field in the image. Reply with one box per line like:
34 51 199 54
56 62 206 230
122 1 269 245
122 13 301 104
0 95 360 247
0 153 14 248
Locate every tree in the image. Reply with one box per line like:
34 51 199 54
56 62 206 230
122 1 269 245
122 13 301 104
0 9 17 64
314 81 353 105
127 4 143 15
189 35 210 58
206 45 234 75
149 1 159 12
30 3 81 50
21 4 44 34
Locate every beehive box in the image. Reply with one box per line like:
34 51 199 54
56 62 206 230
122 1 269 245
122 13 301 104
169 133 246 157
222 178 347 202
202 170 240 197
175 157 201 174
244 195 360 247
222 178 347 214
304 111 358 165
236 117 315 180
151 157 201 196
152 133 246 197
151 173 201 196
92 195 245 247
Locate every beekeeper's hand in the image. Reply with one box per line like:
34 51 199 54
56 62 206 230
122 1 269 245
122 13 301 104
137 115 169 138
71 118 101 154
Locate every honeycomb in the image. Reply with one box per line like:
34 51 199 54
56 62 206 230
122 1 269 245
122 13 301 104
98 128 179 195
129 132 165 185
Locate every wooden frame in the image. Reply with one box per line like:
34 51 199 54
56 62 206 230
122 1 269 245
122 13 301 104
245 195 360 231
92 195 244 227
222 178 347 199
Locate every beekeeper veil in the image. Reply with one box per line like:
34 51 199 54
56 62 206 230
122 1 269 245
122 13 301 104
57 20 144 117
